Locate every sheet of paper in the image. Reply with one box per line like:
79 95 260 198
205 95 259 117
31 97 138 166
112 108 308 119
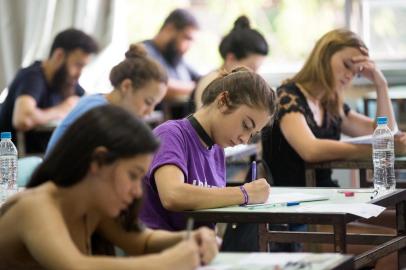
238 253 307 266
262 192 329 205
197 253 307 270
342 134 373 144
197 253 344 270
342 129 401 145
296 203 386 218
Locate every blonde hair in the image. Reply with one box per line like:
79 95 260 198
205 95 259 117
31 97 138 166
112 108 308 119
287 29 367 117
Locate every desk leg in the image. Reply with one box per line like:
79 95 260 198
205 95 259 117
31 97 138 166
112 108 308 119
397 200 406 269
333 221 347 253
359 169 369 188
305 168 316 187
258 223 269 252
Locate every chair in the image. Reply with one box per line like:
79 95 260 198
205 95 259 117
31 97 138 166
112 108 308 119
17 156 42 187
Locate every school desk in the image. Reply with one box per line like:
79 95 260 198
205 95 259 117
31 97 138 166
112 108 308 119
305 157 406 188
186 187 406 269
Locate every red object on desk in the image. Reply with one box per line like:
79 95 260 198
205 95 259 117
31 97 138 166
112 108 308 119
344 191 354 197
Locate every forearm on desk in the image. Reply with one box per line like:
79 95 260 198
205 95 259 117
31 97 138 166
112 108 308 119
301 139 372 162
158 183 244 211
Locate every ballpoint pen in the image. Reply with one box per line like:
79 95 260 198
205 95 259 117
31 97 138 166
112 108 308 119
185 217 194 239
247 201 300 210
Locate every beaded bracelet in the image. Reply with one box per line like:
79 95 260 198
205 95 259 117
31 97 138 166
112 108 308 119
239 185 249 206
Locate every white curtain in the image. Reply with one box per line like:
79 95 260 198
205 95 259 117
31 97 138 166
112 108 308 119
0 0 115 93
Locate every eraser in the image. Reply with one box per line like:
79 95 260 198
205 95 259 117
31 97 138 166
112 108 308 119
344 191 354 197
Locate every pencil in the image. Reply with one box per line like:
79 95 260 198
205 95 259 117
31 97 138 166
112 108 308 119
185 217 194 239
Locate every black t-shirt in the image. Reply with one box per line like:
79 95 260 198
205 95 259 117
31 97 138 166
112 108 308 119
0 61 85 154
262 82 350 187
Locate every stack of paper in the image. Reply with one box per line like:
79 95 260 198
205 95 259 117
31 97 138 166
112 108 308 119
296 203 385 218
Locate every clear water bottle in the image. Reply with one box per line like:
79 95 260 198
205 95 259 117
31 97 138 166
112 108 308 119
372 116 395 193
0 132 18 203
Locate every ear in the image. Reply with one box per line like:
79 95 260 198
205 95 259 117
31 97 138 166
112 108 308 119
216 91 230 113
51 48 66 65
89 146 109 173
119 79 133 95
225 53 236 63
164 23 177 34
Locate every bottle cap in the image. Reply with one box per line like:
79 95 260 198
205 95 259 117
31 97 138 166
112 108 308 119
0 132 11 139
376 116 388 125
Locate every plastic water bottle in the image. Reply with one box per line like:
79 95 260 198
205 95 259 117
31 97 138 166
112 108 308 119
0 132 18 203
372 116 395 193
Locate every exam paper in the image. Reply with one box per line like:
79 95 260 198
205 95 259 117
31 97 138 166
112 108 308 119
263 192 329 205
197 253 345 270
342 129 400 145
342 134 373 144
296 203 385 218
197 253 307 270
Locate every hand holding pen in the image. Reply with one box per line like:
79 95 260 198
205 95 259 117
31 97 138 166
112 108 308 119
241 161 271 205
184 218 218 265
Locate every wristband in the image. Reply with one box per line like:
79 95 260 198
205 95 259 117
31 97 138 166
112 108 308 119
239 185 249 206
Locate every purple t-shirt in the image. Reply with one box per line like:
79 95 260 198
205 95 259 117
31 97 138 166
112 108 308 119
140 119 225 231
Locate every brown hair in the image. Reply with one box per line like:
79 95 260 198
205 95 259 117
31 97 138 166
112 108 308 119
287 28 367 117
109 43 168 89
201 67 276 117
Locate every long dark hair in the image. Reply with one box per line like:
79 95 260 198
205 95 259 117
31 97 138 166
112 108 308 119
27 105 159 253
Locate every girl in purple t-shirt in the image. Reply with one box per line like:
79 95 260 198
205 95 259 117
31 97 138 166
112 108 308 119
141 67 277 231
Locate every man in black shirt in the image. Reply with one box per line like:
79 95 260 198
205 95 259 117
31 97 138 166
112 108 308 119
0 28 98 154
143 9 200 118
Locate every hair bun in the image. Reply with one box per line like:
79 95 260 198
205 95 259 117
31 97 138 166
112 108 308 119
125 43 147 59
233 16 250 30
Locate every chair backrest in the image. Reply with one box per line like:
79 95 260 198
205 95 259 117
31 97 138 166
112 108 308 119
17 156 42 187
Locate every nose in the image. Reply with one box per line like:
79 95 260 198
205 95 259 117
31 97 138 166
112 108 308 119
132 181 143 199
144 106 154 117
237 133 251 145
345 70 354 80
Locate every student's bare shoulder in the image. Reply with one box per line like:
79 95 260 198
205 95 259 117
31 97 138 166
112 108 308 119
0 182 59 218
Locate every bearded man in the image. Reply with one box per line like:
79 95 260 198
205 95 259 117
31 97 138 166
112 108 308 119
0 28 98 154
143 9 200 119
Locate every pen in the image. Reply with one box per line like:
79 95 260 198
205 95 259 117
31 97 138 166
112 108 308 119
337 190 374 193
250 161 256 182
185 217 194 239
247 201 300 210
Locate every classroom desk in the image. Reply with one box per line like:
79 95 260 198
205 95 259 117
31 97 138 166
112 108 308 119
186 187 406 269
305 157 406 188
16 120 60 157
15 110 164 157
203 252 353 270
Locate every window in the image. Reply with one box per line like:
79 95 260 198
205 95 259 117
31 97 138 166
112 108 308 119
80 0 406 93
361 0 406 61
